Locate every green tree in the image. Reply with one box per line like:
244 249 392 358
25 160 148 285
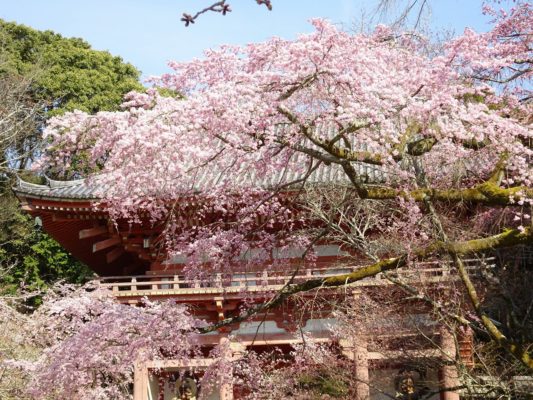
0 19 142 115
0 20 143 296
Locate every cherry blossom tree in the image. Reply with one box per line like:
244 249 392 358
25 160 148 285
4 283 207 400
41 0 532 379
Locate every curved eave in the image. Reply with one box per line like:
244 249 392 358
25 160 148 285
12 156 388 202
13 189 99 202
13 178 146 277
13 201 147 276
35 212 141 276
13 176 103 202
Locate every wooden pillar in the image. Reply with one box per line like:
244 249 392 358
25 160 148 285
218 338 246 400
219 380 233 399
340 337 370 400
219 337 234 400
354 337 370 400
133 361 149 400
439 328 460 400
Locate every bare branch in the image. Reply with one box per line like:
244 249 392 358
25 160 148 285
181 0 272 26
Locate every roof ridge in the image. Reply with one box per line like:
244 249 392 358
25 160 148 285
44 175 87 188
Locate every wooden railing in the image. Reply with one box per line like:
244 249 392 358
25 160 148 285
98 257 495 298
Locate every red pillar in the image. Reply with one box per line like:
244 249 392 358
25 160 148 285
340 337 370 400
439 328 460 400
218 338 246 400
218 337 234 400
133 362 149 400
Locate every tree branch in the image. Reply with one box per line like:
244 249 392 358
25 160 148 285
277 106 383 166
360 182 533 206
181 1 272 26
199 226 532 334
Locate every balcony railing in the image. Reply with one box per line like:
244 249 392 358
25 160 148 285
98 257 495 299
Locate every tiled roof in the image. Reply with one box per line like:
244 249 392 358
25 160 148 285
14 176 105 201
14 125 390 200
14 158 388 201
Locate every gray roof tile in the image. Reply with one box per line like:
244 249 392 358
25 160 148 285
14 159 387 201
14 124 390 200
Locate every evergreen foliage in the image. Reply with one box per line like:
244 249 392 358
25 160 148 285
0 20 142 296
0 19 143 114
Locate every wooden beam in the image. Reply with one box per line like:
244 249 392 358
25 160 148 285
367 349 441 360
79 226 108 239
205 301 239 312
138 252 151 261
106 247 125 264
93 237 120 252
215 299 225 321
52 214 74 222
124 244 142 252
144 358 216 369
20 204 34 212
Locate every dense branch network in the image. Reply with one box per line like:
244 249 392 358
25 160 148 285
36 1 533 384
202 226 532 330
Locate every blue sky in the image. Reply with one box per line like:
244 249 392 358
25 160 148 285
1 0 492 79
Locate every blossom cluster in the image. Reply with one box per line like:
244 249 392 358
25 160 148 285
6 284 205 400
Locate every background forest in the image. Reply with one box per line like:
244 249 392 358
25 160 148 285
0 20 145 398
0 19 143 299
